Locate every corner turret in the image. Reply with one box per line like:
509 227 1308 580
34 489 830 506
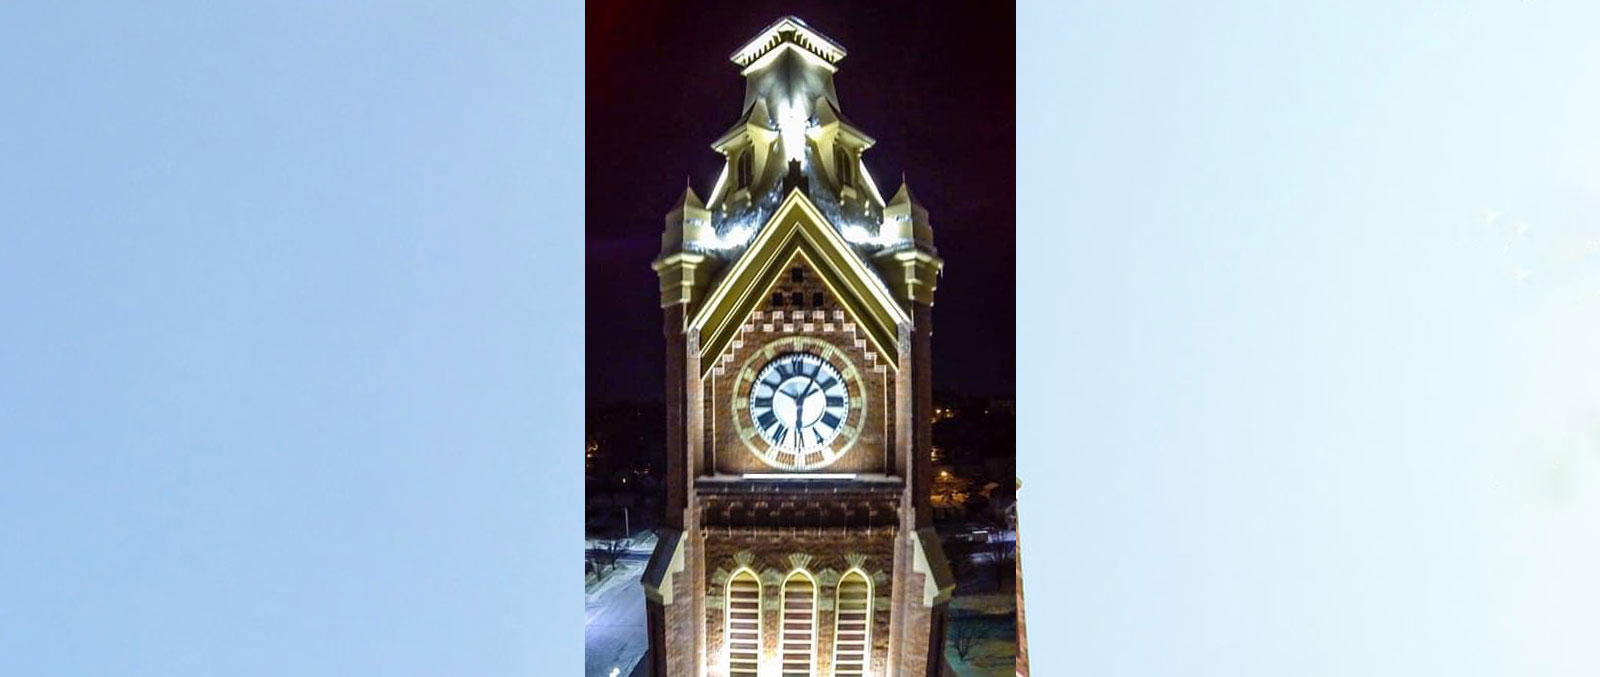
652 185 711 309
873 178 943 306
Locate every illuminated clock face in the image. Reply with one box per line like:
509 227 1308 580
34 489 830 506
748 352 851 458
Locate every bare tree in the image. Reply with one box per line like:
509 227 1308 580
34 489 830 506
985 538 1016 589
945 541 978 583
950 621 985 661
588 537 629 578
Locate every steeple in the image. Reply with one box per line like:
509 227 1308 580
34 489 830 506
731 16 846 129
729 16 845 171
704 16 883 241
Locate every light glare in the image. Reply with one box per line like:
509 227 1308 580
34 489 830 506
777 100 808 164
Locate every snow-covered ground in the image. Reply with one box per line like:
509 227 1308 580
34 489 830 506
945 601 1019 677
585 535 655 677
943 534 1020 677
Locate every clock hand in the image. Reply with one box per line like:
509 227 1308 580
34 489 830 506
795 375 821 429
793 397 804 449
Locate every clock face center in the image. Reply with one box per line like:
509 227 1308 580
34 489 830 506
747 351 852 466
772 376 828 429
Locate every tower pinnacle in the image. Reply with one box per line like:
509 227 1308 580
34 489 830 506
731 16 846 164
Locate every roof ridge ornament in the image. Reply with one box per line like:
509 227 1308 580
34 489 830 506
730 16 847 68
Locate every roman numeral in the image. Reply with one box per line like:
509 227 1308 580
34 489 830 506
820 412 841 430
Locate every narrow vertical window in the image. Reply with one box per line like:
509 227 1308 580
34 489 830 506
780 572 817 677
832 571 871 677
726 570 762 677
835 146 852 186
738 151 753 189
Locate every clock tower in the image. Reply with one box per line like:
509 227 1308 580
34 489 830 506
644 17 953 677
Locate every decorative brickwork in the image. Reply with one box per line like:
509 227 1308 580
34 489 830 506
707 254 895 476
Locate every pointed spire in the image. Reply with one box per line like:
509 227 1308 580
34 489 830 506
882 176 933 251
660 181 711 258
670 182 705 211
889 176 918 207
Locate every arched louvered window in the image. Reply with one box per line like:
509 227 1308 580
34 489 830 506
737 151 753 189
780 572 817 677
832 570 871 677
834 146 852 187
726 570 762 677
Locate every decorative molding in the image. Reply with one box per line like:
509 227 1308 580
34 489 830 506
733 551 755 569
760 568 784 586
816 568 840 588
787 553 815 571
729 16 847 69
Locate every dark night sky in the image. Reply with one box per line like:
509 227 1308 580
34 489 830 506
586 0 1014 402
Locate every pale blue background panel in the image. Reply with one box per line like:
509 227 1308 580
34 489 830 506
1020 2 1600 675
0 2 583 675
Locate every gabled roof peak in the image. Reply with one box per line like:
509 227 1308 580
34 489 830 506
689 190 909 375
